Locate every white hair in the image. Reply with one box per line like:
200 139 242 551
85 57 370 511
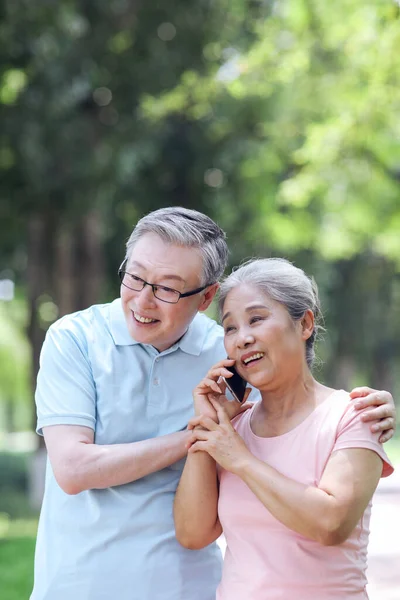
125 207 228 285
219 258 323 367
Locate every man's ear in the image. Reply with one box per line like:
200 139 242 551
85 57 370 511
199 283 219 312
301 309 314 341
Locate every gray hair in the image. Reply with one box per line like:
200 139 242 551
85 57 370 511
219 258 323 368
125 207 228 285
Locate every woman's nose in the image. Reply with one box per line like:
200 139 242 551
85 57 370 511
237 330 255 348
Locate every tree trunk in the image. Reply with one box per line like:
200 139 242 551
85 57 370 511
54 224 77 317
333 355 357 391
370 346 395 392
78 210 105 308
27 214 48 440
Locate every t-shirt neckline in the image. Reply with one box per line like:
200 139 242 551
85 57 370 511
247 389 346 441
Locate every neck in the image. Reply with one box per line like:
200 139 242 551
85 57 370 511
252 370 335 438
259 373 318 419
152 328 189 353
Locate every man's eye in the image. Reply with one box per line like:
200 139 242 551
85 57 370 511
157 285 176 294
130 275 144 283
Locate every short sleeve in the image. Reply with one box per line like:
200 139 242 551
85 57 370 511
35 320 96 435
333 403 394 478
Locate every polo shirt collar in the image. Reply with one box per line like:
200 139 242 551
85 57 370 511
174 314 207 356
109 298 207 356
109 298 141 346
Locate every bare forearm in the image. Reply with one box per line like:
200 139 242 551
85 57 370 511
62 430 191 493
237 457 346 545
174 452 222 549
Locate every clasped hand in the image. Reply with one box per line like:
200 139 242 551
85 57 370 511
189 358 254 472
187 397 252 474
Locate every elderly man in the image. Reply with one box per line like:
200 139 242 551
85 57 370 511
31 207 395 600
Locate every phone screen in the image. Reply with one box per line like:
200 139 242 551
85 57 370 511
223 364 247 403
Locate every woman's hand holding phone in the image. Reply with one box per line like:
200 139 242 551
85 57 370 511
192 358 252 425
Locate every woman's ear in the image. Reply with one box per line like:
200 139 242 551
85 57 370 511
301 309 315 341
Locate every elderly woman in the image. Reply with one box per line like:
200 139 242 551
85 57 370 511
174 258 394 600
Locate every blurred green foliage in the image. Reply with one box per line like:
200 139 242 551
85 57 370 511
0 452 36 518
0 7 399 598
0 452 28 493
142 0 400 264
0 518 37 599
0 298 31 433
0 300 30 400
0 0 399 435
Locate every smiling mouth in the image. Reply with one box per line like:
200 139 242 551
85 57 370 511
242 352 265 366
132 311 159 324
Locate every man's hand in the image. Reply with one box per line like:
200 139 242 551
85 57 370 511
350 387 396 443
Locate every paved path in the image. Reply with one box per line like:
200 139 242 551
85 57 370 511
366 472 400 600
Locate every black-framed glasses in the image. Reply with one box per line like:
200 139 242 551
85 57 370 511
118 261 212 304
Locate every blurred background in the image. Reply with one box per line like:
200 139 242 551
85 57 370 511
0 1 399 598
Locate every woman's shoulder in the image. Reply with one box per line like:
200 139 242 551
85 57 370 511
316 388 352 418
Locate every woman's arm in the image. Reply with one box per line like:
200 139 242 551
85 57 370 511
174 442 222 550
189 403 384 546
235 447 382 546
174 358 252 550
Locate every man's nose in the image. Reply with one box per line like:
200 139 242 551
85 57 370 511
135 283 157 306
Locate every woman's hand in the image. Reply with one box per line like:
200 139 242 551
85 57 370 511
350 387 396 443
187 400 253 474
192 358 253 423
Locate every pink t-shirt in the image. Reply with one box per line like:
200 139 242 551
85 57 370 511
216 391 393 600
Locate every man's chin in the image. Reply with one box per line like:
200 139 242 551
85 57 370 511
129 322 159 343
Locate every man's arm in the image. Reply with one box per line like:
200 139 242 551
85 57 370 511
43 425 191 495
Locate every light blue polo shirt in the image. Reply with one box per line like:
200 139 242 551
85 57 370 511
32 299 225 600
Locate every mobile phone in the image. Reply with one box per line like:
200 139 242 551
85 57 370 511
222 364 247 403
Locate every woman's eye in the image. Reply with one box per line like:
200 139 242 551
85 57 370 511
224 326 236 334
250 316 263 324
